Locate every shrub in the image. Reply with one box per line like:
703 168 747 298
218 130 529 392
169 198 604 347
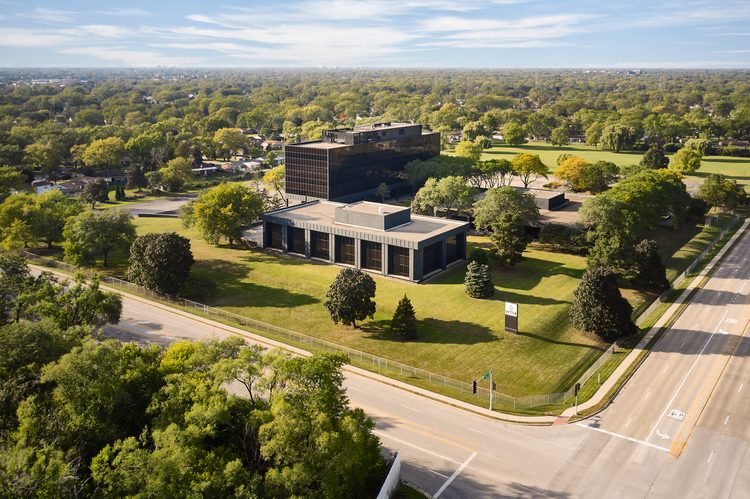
537 223 590 255
464 261 494 299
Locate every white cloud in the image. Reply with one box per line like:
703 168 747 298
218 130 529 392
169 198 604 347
95 8 151 17
60 46 204 66
18 7 77 24
0 27 73 47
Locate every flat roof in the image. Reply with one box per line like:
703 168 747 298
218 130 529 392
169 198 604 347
288 141 349 150
351 122 417 132
340 201 409 217
265 200 467 244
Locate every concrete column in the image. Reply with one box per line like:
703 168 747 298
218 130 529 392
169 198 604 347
410 248 423 282
354 238 362 269
381 243 389 275
329 234 335 263
304 229 311 258
281 225 288 252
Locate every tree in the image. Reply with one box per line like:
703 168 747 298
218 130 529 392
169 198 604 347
599 124 636 153
555 156 589 191
158 157 194 192
128 233 194 295
511 153 548 188
464 261 494 298
411 176 476 217
38 273 123 330
473 186 540 230
125 164 147 192
684 138 712 156
669 147 702 174
550 125 570 148
461 120 489 141
323 268 376 328
82 137 126 170
697 174 747 211
454 140 482 162
581 161 619 194
114 185 125 201
23 141 62 178
0 166 24 201
469 159 514 189
570 266 637 342
63 209 136 266
32 190 84 248
640 144 670 169
375 182 390 202
404 156 472 186
80 179 110 208
213 128 246 160
631 239 669 291
181 183 264 245
502 121 526 146
390 295 417 340
585 121 604 146
487 212 531 265
263 165 286 204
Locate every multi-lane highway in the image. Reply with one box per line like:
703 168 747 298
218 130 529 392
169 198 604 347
94 224 750 497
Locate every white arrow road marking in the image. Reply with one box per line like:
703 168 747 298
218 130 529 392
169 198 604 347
656 429 671 440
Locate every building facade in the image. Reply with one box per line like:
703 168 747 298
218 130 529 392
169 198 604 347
285 122 440 203
262 201 468 282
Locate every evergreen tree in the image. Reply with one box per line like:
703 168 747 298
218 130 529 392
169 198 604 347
126 165 147 192
390 295 417 340
570 266 637 341
464 261 494 299
631 239 669 291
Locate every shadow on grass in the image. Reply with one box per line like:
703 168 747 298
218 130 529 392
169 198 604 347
360 318 495 345
517 330 607 351
183 258 319 308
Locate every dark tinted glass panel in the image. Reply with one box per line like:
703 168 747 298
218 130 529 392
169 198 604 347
335 236 355 265
423 241 442 276
446 234 464 263
268 223 283 250
285 145 329 199
388 245 409 277
288 227 305 254
361 240 382 271
310 231 329 259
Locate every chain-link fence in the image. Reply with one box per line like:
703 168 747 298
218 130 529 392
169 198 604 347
22 217 735 414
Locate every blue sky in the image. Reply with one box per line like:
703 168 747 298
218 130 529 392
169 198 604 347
0 0 748 68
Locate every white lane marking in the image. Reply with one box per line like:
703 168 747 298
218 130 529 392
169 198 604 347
662 365 669 373
725 318 738 325
740 282 747 294
646 310 729 442
626 418 632 427
433 451 478 498
724 415 730 425
466 427 485 435
680 341 685 351
644 392 650 400
739 384 744 393
346 385 363 392
707 450 715 464
401 404 420 412
373 430 463 466
429 469 450 479
575 423 669 452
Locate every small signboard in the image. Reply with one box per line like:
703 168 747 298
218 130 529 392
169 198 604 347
505 302 518 333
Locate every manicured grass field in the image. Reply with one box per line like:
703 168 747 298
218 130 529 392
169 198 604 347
473 141 750 189
133 217 601 396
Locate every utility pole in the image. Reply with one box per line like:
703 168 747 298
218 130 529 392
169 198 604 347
489 369 494 412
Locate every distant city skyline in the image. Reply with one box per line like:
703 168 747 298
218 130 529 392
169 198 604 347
0 0 749 68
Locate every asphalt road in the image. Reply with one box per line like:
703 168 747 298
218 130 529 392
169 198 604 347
98 228 750 498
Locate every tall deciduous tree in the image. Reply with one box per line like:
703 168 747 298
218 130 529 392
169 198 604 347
181 182 264 245
411 176 476 217
550 125 570 148
570 266 637 342
0 166 24 201
213 128 246 160
127 232 194 295
263 165 286 204
502 121 526 146
697 173 747 211
63 209 136 266
323 268 376 328
599 124 636 153
640 144 670 169
82 137 126 170
454 140 482 162
80 179 110 208
511 153 548 188
669 147 702 174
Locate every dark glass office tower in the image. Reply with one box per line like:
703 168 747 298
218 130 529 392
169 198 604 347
285 122 440 202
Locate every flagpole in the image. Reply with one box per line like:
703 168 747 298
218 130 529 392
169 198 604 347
489 369 493 412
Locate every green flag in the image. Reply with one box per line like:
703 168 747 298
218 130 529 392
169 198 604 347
481 371 490 381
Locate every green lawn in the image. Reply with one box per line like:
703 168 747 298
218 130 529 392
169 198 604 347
133 217 601 397
470 141 750 189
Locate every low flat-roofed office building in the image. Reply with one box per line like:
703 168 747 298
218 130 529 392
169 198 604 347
285 122 440 203
262 201 468 282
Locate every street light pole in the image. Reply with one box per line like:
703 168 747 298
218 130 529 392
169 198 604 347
489 369 493 412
